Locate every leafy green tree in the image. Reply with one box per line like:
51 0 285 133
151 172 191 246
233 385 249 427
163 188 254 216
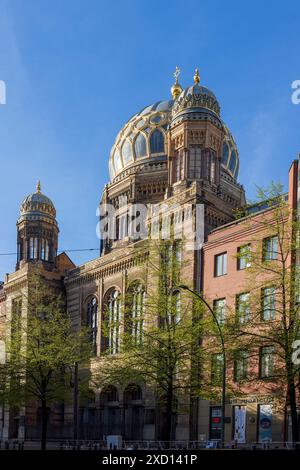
0 272 92 450
93 240 205 443
229 183 300 443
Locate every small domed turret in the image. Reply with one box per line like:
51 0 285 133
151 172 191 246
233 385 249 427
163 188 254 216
19 180 57 222
171 67 221 122
16 182 59 270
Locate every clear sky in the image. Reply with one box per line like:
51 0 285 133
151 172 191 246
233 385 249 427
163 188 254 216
0 0 300 280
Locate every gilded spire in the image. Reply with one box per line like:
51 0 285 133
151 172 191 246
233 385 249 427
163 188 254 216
171 66 183 100
194 68 200 84
36 180 41 193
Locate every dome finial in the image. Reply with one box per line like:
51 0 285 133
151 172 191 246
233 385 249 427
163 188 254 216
36 180 41 193
171 65 183 100
194 68 200 84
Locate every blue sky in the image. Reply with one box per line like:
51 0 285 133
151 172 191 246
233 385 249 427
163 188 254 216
0 0 300 279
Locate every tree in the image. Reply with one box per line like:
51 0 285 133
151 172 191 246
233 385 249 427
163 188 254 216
0 271 92 450
93 240 205 443
229 183 300 443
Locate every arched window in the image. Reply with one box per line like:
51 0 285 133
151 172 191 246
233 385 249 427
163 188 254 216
188 147 202 179
134 133 147 159
41 239 50 261
113 149 122 172
222 142 229 165
105 290 121 354
124 384 142 403
234 160 239 179
100 385 119 404
229 150 237 174
17 239 23 262
169 290 181 325
86 297 98 354
175 150 184 182
122 140 133 164
127 284 145 344
150 129 164 154
29 237 38 259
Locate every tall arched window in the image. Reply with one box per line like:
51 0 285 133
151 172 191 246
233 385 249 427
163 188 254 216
229 149 237 174
122 140 133 164
134 133 147 159
188 147 202 179
17 240 23 262
41 239 50 261
101 385 119 403
105 290 121 355
168 290 181 325
29 237 38 259
86 297 98 354
150 129 164 154
175 150 184 182
222 142 229 165
113 149 122 172
127 284 145 344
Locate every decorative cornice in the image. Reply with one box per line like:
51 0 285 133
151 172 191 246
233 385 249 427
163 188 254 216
65 250 149 289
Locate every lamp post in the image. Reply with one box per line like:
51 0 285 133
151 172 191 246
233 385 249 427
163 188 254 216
178 284 226 449
72 362 79 441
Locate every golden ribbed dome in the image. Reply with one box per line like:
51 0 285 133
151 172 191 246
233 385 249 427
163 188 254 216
19 182 56 220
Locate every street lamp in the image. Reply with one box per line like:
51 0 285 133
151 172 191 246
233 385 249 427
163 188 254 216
178 284 226 449
70 362 79 441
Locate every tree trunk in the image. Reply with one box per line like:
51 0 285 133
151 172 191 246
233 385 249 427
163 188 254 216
287 377 299 444
164 384 174 446
41 399 49 451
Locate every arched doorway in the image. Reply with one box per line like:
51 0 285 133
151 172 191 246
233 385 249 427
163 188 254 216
99 386 121 437
123 384 144 441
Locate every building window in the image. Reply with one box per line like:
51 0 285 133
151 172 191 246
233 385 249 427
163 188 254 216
229 149 237 174
106 290 121 355
214 252 227 277
263 236 278 261
129 284 145 344
237 244 251 270
121 140 133 164
222 142 229 165
236 292 250 324
150 129 164 154
29 237 38 259
213 298 226 325
134 133 147 159
260 346 275 378
175 150 184 181
104 385 118 403
113 149 122 172
168 290 181 325
116 214 128 240
234 350 249 382
211 353 224 385
188 147 202 179
17 240 23 262
86 297 98 354
41 239 50 261
262 287 276 321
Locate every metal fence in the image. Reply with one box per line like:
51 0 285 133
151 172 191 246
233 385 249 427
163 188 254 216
1 439 300 450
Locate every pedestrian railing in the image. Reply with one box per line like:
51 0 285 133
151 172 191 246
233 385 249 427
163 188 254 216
1 439 300 450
